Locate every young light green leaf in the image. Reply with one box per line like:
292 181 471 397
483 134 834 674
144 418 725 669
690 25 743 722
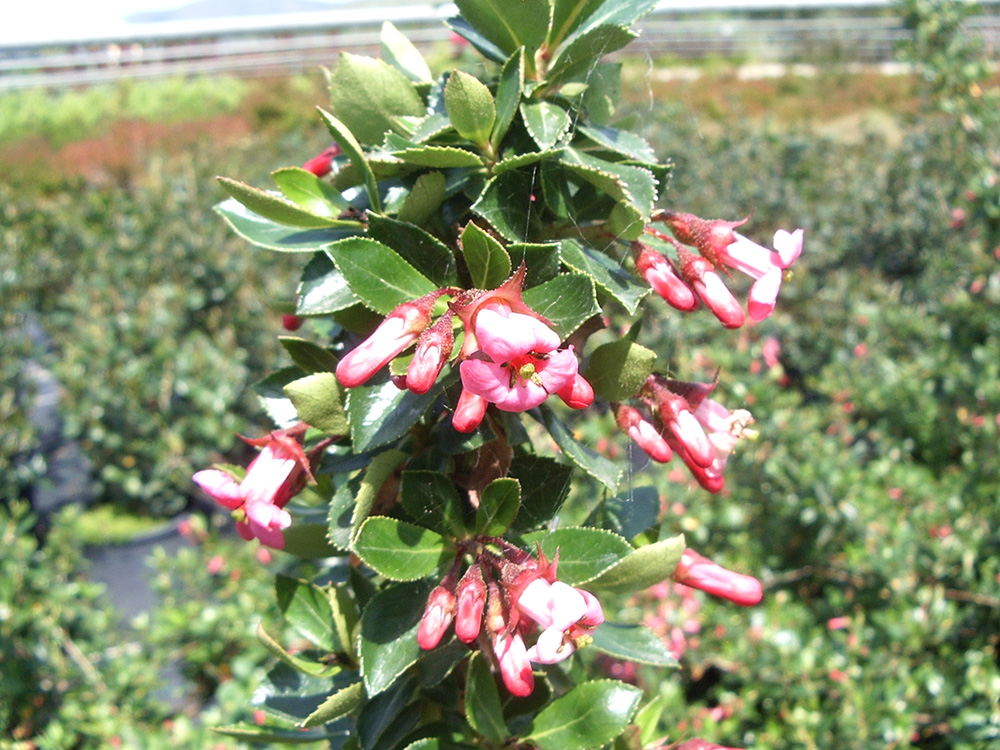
272 166 350 215
583 339 656 402
521 527 633 585
526 679 642 750
217 177 358 229
587 534 686 595
461 221 511 289
301 681 364 728
381 21 433 83
590 623 679 667
317 107 383 214
445 70 496 145
391 145 485 169
256 622 340 678
215 198 359 252
328 52 425 146
397 171 447 228
284 372 348 435
353 516 455 581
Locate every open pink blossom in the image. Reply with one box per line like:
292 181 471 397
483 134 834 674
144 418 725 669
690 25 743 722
720 229 804 322
516 578 604 665
193 425 324 549
459 304 580 412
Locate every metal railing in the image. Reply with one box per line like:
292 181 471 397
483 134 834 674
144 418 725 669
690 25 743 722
1 1 997 90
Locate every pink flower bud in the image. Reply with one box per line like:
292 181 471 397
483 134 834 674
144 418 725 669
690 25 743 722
672 548 763 606
674 740 745 750
281 313 303 331
556 373 594 409
454 566 487 643
633 242 699 311
302 144 341 177
418 584 457 650
405 314 454 395
493 631 534 696
452 388 488 433
616 405 672 463
335 293 438 388
681 254 745 329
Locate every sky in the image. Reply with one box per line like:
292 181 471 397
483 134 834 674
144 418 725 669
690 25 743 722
0 0 346 46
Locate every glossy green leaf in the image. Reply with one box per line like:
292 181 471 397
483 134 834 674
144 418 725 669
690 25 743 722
549 0 606 48
256 623 339 678
526 679 642 750
325 237 436 314
580 62 621 125
587 534 686 595
559 149 657 219
521 527 632 584
279 336 340 374
584 339 656 402
272 166 350 215
347 380 441 453
344 449 407 544
508 454 574 531
297 252 359 315
461 220 511 289
491 47 524 148
358 674 420 750
558 239 649 314
577 124 656 162
444 16 508 63
466 653 508 742
367 212 457 286
328 52 425 146
381 21 432 83
590 623 679 667
475 477 520 536
545 25 637 87
354 516 455 581
400 470 469 538
392 145 485 169
492 148 562 176
472 169 534 242
445 69 496 145
397 171 447 229
215 198 359 252
584 486 659 541
453 0 552 59
317 107 383 214
282 522 340 559
409 112 453 143
522 273 599 339
217 177 356 229
508 243 562 286
254 664 356 725
359 581 432 695
284 372 349 435
214 724 335 744
537 405 621 491
302 681 364 728
275 575 335 651
521 101 573 151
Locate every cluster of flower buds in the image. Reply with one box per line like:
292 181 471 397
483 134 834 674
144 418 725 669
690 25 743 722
334 264 594 433
633 210 803 328
417 539 604 696
192 423 331 549
614 374 756 493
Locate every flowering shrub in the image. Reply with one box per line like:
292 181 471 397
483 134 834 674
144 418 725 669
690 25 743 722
197 2 808 747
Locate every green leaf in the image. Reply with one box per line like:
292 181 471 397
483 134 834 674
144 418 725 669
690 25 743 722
360 580 432 695
472 169 534 242
445 70 496 145
275 575 336 651
549 0 606 48
254 664 357 726
329 584 361 662
347 380 441 453
583 339 656 402
559 149 657 219
577 124 656 163
328 52 425 146
279 336 340 374
346 449 407 543
256 623 339 678
568 0 660 35
558 240 648 314
217 178 359 229
587 534 686 595
526 679 642 750
215 198 358 252
367 212 457 286
391 145 485 169
508 243 562 287
591 623 678 668
466 654 508 742
358 674 420 750
381 21 432 83
284 373 349 435
254 366 306 426
475 477 521 536
445 16 508 63
400 470 469 538
461 221 511 289
282 521 340 559
272 166 350 215
453 0 553 59
584 486 659 541
325 237 436 314
492 48 524 149
508 455 573 531
297 252 359 315
213 724 334 744
580 62 621 126
522 273 599 339
492 148 562 176
521 527 632 585
397 172 448 229
537 405 621 491
317 107 384 214
302 681 364 728
520 101 573 151
354 516 455 581
545 25 637 88
607 200 644 242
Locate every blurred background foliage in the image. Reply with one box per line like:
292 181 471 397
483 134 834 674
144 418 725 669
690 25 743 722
1 0 998 747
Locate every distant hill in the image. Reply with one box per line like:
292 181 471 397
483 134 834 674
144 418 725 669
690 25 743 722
126 0 344 23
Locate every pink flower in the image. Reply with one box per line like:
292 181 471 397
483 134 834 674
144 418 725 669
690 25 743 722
633 241 699 311
404 313 455 395
515 578 604 665
335 291 442 388
417 584 457 650
616 404 673 463
677 252 745 329
302 144 341 177
720 229 803 322
455 566 487 643
192 425 326 549
459 303 580 412
556 373 595 410
671 548 763 606
493 631 534 696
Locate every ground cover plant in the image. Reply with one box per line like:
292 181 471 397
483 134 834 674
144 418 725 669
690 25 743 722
1 0 998 748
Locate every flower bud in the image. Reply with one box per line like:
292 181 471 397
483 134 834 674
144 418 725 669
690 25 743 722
302 144 341 177
672 548 763 606
454 566 487 643
633 241 699 311
556 373 595 409
616 405 672 463
452 389 488 433
418 584 457 650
